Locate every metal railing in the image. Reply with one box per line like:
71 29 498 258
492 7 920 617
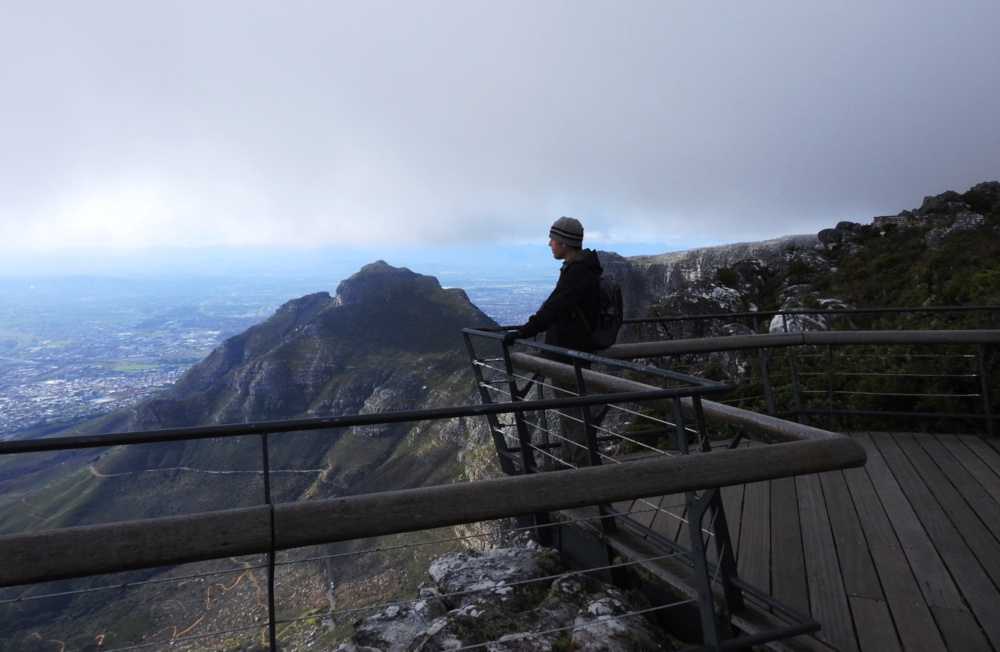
462 327 868 650
621 306 1000 437
15 316 972 650
0 406 864 651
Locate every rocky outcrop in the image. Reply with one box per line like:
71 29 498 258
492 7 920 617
339 544 677 652
925 212 986 250
616 181 1000 342
604 235 820 321
817 221 864 257
596 182 1000 388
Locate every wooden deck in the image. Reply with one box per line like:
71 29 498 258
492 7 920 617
614 432 1000 651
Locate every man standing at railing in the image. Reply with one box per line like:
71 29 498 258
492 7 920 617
503 216 603 468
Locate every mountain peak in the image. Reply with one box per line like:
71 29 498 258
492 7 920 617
335 260 442 306
120 261 497 429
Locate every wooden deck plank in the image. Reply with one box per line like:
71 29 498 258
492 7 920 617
651 493 688 544
848 596 902 652
673 496 696 552
916 434 1000 543
933 606 996 652
819 470 882 601
720 438 751 563
869 544 949 652
851 433 964 612
919 435 1000 645
613 497 655 530
770 476 808 612
958 435 1000 495
827 464 914 651
736 480 771 594
894 434 1000 589
611 452 689 544
838 437 955 652
796 472 857 652
939 434 1000 502
844 434 907 547
875 433 998 650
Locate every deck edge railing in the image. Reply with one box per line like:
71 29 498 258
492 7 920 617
0 435 864 589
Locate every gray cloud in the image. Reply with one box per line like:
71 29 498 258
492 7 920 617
2 0 997 255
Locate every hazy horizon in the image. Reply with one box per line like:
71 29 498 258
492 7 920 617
0 225 834 284
0 238 738 280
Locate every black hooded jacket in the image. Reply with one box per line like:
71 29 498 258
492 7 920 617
518 248 602 353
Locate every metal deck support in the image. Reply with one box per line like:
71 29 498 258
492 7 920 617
462 329 821 651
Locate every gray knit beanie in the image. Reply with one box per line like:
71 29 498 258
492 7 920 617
549 216 584 248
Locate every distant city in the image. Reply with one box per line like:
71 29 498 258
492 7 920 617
0 272 550 438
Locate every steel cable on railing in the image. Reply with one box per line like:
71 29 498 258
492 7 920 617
277 523 535 570
4 562 274 650
798 388 983 399
796 370 979 379
425 364 743 562
278 498 687 574
7 503 698 650
0 562 265 607
478 373 713 534
505 372 688 452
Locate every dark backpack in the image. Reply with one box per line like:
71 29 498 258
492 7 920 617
583 273 624 349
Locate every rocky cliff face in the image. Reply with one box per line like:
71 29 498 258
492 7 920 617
602 234 820 322
600 181 1000 381
612 181 1000 335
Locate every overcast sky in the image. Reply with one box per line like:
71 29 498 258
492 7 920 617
2 0 998 265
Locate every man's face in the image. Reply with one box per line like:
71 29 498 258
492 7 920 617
549 238 571 260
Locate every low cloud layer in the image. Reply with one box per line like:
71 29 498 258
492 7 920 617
2 1 997 257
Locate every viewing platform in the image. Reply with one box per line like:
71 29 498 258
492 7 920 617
0 307 997 650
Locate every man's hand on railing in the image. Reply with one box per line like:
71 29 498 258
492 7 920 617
503 330 524 346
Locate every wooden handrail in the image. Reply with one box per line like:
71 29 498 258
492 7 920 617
0 436 864 588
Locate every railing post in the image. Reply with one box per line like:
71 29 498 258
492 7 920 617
534 375 553 469
463 332 521 475
261 432 278 652
571 359 620 537
785 347 805 425
979 344 994 438
756 347 779 416
676 397 746 649
573 359 603 469
778 313 807 426
827 344 836 432
503 345 547 475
